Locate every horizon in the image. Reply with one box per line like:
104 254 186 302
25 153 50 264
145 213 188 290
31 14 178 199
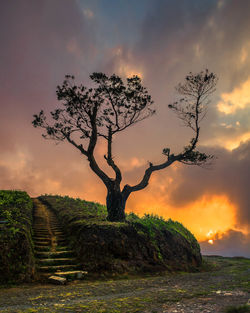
0 0 249 258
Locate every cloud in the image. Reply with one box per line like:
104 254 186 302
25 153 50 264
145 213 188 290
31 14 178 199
0 144 106 201
0 0 95 107
200 229 250 258
83 9 94 19
217 78 250 114
168 141 250 230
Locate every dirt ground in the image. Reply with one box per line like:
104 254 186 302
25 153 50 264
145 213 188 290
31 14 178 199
0 256 249 313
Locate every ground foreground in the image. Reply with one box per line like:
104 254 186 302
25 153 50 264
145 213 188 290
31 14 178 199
0 256 249 313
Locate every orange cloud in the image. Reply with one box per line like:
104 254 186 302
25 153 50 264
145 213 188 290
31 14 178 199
217 78 250 114
204 131 250 151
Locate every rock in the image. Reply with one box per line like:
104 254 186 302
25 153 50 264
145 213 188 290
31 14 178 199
48 275 67 285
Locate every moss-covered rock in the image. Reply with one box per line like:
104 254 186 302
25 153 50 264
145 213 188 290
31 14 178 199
0 190 35 283
40 195 201 274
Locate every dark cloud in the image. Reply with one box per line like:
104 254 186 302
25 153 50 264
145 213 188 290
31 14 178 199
135 0 250 88
0 0 95 115
169 141 250 230
200 229 250 258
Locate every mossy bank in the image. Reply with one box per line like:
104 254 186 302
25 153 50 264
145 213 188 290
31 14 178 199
0 190 35 283
39 195 202 274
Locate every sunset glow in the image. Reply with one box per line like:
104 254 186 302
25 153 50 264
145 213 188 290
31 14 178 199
127 194 237 242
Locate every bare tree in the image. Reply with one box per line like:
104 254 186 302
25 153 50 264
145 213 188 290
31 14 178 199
33 70 217 221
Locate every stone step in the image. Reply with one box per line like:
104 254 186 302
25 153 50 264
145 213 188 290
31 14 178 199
33 229 49 232
33 219 47 221
55 239 67 244
38 258 78 266
34 239 51 243
33 234 49 238
34 245 51 249
34 232 65 237
35 246 51 252
33 236 50 241
33 240 51 246
56 237 66 241
55 270 88 280
35 250 75 259
54 246 69 251
56 236 66 241
32 200 79 281
57 241 67 246
33 235 49 239
39 264 81 273
48 275 67 285
33 229 49 233
54 234 66 238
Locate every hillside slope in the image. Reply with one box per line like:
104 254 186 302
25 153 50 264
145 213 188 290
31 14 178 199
39 195 202 274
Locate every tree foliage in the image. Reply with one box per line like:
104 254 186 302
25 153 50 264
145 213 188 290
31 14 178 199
34 73 154 142
167 69 217 166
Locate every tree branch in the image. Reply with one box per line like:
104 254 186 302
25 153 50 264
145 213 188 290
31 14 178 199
122 155 180 197
86 103 111 187
167 69 217 167
104 126 122 184
62 132 88 156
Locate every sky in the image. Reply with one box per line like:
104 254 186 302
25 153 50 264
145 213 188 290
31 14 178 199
0 0 250 257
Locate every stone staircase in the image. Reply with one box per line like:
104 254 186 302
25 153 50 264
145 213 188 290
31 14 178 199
32 199 86 283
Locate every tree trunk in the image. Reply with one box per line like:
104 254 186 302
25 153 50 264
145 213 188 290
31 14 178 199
106 187 126 222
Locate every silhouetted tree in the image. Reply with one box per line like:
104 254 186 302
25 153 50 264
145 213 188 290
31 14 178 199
33 70 217 221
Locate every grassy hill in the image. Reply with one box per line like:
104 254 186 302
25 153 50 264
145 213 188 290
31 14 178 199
39 194 202 274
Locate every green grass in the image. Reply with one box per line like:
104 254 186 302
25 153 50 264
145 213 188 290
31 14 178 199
127 213 200 252
0 190 35 283
0 190 33 225
39 194 107 221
